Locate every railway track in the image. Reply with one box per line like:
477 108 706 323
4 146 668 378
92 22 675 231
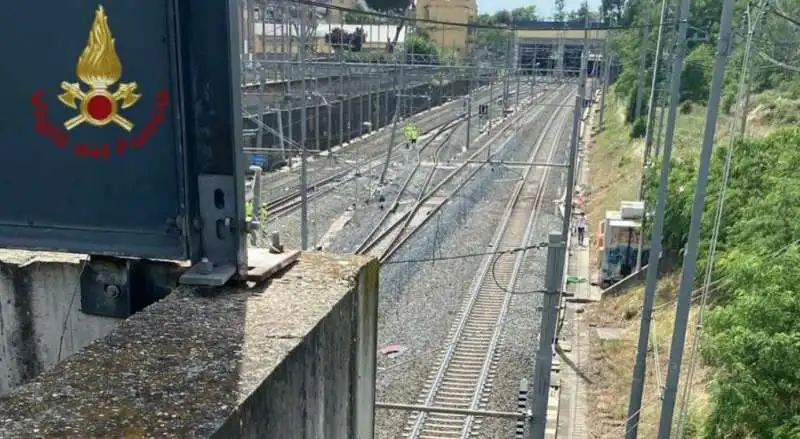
258 84 499 193
353 85 573 264
401 90 574 439
264 116 467 221
261 86 532 222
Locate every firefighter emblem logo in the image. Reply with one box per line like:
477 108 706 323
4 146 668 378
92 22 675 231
57 5 140 132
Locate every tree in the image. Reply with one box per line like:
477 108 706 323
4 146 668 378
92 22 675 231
492 10 512 25
405 33 438 63
703 245 800 438
324 26 366 53
641 126 800 436
554 0 566 21
600 0 625 23
511 6 537 23
567 1 592 22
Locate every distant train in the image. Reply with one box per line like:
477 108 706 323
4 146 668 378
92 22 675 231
595 201 651 288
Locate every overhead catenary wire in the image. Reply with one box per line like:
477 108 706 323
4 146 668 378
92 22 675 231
284 0 692 32
674 20 765 427
382 242 548 265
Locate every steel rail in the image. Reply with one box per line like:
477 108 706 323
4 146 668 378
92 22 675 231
352 88 552 258
259 85 500 191
352 117 466 255
404 92 573 439
264 113 469 222
263 87 526 224
377 88 574 265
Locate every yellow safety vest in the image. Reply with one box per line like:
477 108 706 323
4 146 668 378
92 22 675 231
404 124 419 141
245 200 254 219
246 202 268 223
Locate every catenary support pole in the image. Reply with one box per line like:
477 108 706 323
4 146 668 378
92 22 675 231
579 15 589 101
738 2 766 137
466 68 473 151
379 58 405 185
531 48 538 99
624 0 693 434
530 232 566 439
599 54 610 128
635 0 671 271
653 84 668 158
561 20 589 240
339 51 345 148
657 0 735 436
299 11 309 250
643 0 670 153
515 29 521 109
562 94 582 240
634 9 652 120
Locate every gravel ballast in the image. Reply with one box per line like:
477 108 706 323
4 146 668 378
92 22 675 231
258 83 575 438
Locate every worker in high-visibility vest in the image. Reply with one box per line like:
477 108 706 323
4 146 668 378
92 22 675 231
403 123 419 148
245 201 269 223
245 200 254 219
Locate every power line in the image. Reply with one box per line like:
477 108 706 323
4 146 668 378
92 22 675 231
382 242 547 265
769 6 800 27
286 0 685 32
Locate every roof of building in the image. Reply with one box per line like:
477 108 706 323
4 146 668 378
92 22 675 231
474 19 608 30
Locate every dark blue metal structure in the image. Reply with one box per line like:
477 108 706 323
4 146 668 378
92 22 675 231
0 0 249 314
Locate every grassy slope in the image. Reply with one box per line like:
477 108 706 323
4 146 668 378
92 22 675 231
583 94 712 438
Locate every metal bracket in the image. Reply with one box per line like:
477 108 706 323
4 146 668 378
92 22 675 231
179 174 241 286
180 171 301 287
80 255 180 318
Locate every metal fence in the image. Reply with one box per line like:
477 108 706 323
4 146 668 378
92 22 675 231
234 0 600 171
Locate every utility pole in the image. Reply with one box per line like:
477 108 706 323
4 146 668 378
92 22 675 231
643 0 670 152
515 29 521 109
299 9 309 250
531 49 538 99
624 0 692 433
561 16 590 240
599 54 610 128
653 83 668 158
737 2 766 137
635 0 671 272
339 50 345 148
466 69 473 151
657 0 735 436
579 15 589 101
530 232 565 439
379 58 406 185
503 33 512 113
634 8 652 120
561 14 588 238
562 94 582 240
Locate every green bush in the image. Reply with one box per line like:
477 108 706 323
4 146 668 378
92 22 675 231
652 127 800 436
630 117 647 138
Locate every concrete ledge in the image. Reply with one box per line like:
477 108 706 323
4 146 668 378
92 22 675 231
0 252 379 439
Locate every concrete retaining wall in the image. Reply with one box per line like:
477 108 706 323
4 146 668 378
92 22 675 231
0 251 119 395
0 252 379 439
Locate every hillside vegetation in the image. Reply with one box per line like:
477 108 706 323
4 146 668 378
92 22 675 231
596 0 800 436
